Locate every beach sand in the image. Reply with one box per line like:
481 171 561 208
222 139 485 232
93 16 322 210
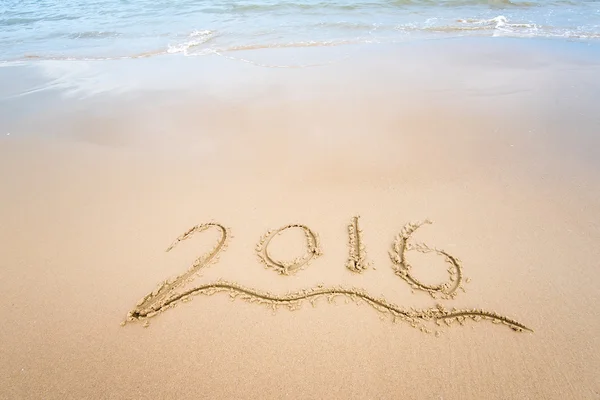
1 39 599 399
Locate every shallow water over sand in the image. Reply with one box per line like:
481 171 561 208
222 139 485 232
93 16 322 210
2 0 600 62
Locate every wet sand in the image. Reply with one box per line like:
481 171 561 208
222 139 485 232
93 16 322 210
1 39 599 399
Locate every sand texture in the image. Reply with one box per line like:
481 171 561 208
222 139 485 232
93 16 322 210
1 39 600 399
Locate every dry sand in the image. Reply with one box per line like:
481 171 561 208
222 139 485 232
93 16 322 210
1 39 600 399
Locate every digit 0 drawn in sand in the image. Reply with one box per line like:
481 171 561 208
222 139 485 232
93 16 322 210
390 220 465 300
126 222 230 324
256 224 322 275
129 279 532 334
346 215 370 273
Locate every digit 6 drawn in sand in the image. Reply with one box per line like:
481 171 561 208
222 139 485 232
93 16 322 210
256 224 322 275
126 222 230 324
390 220 465 300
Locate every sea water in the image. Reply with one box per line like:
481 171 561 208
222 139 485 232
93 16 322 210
1 0 599 62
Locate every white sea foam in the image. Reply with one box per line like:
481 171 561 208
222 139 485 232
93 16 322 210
167 30 214 55
458 16 538 30
458 16 508 26
392 15 543 37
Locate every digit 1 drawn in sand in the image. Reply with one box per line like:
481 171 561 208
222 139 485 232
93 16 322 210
125 222 230 324
171 280 532 334
256 224 322 275
346 216 369 273
389 220 465 300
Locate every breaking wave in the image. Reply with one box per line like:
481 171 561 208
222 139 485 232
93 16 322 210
167 30 215 55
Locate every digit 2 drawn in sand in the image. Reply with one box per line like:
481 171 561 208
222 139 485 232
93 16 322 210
390 220 465 300
256 224 322 275
125 218 532 334
126 222 230 323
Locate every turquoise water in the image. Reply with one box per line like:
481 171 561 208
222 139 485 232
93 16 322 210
1 0 599 62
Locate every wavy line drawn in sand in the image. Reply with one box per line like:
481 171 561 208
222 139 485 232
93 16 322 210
390 220 465 300
256 224 322 275
128 279 532 334
346 215 370 273
125 222 230 325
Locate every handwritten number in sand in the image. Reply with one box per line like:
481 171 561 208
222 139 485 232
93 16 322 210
389 220 465 299
346 215 370 273
126 223 230 323
256 224 322 275
124 218 531 333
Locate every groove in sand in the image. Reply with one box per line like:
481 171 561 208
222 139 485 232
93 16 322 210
346 215 369 273
256 224 322 275
127 222 230 321
126 280 532 333
390 220 465 299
